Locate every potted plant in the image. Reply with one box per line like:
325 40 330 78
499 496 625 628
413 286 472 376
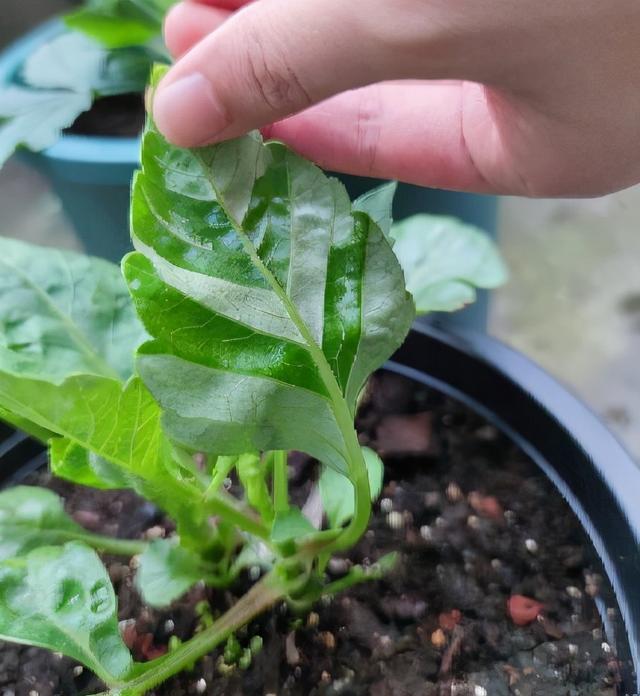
0 1 496 331
0 68 636 694
0 0 170 260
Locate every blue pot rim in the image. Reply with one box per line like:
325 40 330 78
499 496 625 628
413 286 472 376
0 18 140 168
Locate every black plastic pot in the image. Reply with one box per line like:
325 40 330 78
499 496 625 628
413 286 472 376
1 325 637 691
388 325 640 693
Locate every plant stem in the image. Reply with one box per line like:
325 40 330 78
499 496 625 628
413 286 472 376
272 450 289 513
109 575 284 696
204 492 270 541
172 446 209 489
205 455 237 498
68 531 147 557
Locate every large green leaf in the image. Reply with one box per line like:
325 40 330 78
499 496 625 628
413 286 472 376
0 370 208 540
0 236 146 383
0 237 207 544
389 214 508 313
0 234 144 442
124 115 414 475
0 542 132 685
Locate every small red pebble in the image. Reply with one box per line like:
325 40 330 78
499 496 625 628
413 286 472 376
438 609 462 631
139 632 168 661
508 595 544 626
468 492 504 520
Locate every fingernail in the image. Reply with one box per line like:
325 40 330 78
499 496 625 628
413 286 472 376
152 72 229 146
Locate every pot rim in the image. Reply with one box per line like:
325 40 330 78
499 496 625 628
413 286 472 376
389 323 640 692
0 18 140 168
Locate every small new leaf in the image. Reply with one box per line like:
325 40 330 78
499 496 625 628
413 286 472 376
270 508 315 544
353 182 397 240
136 539 207 608
320 446 383 529
0 542 132 685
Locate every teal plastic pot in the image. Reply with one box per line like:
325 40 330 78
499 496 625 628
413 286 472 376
0 19 139 261
2 20 499 328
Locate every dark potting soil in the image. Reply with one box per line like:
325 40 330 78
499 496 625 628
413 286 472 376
66 93 145 138
0 373 621 696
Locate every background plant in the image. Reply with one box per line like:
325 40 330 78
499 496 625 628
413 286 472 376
0 0 172 166
0 71 506 694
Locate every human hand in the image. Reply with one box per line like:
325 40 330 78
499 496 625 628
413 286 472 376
153 0 640 197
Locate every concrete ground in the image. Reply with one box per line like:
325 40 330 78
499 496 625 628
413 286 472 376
3 2 640 461
491 192 640 459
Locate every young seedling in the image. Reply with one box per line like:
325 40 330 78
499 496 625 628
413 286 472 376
0 67 506 694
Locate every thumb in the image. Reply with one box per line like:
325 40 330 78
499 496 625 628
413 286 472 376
152 0 397 147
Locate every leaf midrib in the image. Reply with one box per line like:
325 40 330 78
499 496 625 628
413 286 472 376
193 151 346 409
192 148 364 477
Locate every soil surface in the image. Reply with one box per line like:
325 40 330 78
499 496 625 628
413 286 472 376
0 373 623 696
67 94 145 138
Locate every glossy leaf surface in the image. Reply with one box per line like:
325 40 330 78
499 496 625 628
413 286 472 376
125 111 414 474
0 236 145 383
0 542 132 684
0 487 88 561
0 238 206 542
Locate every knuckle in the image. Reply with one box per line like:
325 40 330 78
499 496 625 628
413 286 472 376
353 87 383 175
240 19 313 113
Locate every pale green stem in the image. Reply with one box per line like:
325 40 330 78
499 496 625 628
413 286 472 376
203 492 270 541
172 446 209 489
204 455 237 499
105 575 284 696
272 450 289 513
66 530 147 557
